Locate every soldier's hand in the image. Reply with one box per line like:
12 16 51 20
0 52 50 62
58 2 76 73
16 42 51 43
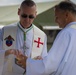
16 54 28 69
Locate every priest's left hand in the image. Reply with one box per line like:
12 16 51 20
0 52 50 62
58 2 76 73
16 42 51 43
34 56 43 60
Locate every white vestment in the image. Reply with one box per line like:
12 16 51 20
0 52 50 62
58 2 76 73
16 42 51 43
26 22 76 75
0 22 47 75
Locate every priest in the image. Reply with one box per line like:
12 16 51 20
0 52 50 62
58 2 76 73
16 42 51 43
0 0 47 75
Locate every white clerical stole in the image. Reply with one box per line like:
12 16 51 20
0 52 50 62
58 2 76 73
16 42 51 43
31 25 45 58
3 23 45 58
3 25 18 73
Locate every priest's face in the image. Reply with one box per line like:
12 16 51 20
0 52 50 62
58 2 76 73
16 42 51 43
18 5 37 28
55 8 67 28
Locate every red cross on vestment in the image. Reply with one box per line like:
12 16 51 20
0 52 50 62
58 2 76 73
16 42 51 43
34 37 43 48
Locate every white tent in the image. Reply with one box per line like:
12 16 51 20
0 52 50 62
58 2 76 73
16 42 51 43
0 0 64 26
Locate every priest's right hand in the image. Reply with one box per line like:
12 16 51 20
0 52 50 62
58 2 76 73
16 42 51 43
5 49 22 57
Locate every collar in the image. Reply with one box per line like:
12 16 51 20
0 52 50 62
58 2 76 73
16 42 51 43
66 22 76 27
18 22 33 32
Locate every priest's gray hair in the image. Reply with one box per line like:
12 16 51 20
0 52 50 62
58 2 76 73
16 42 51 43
55 1 76 14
